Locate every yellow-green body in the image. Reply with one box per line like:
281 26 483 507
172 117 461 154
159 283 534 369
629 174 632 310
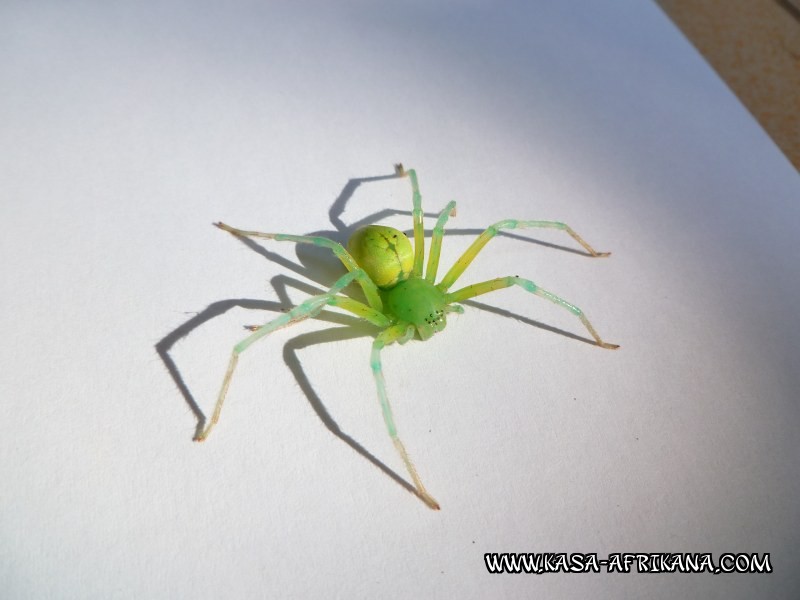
349 224 448 340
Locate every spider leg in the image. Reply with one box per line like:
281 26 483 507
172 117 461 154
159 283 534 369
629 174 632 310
425 200 458 283
396 164 426 278
371 322 441 510
194 269 390 442
437 220 611 292
214 222 383 311
446 276 619 349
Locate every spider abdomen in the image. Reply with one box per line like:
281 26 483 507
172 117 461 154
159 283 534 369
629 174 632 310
381 277 448 340
348 225 414 289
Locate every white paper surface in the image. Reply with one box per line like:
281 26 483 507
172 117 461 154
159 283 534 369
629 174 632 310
2 1 798 598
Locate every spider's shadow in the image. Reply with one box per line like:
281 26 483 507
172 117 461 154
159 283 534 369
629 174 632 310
156 166 599 505
156 274 420 500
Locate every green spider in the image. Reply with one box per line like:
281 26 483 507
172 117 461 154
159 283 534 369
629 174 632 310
195 164 618 510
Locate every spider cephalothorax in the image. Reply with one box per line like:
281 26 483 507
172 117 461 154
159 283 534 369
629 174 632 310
195 164 618 510
379 276 450 340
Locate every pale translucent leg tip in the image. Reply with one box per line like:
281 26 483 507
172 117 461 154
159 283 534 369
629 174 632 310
193 426 211 442
422 495 441 511
214 221 237 235
600 342 620 350
595 251 611 257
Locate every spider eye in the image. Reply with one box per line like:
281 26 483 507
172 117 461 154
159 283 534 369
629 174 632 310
425 310 447 332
